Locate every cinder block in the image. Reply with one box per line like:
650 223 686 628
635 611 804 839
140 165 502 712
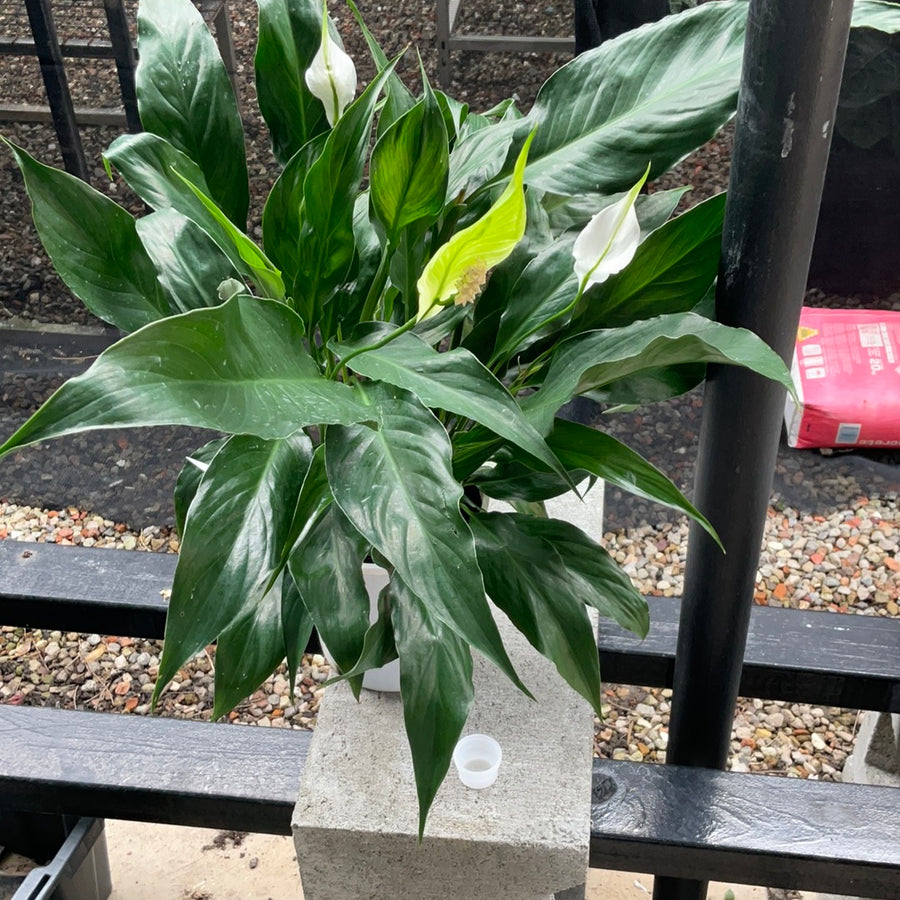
292 492 600 900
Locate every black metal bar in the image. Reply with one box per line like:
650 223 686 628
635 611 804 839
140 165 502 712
653 2 855 899
103 0 141 133
24 0 88 181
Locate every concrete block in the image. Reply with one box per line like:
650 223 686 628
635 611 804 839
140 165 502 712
292 491 601 900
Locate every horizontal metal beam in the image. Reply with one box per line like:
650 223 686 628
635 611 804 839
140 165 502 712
2 541 897 712
0 705 307 835
446 34 574 54
0 102 126 126
591 759 899 898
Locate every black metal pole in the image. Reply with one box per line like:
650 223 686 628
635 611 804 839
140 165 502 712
103 0 142 133
652 2 853 899
25 0 88 181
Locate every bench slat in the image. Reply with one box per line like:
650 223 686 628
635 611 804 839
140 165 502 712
598 597 900 713
591 759 900 898
3 542 897 712
0 705 306 835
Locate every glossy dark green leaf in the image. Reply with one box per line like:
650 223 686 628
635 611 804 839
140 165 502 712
295 64 396 312
523 2 747 194
324 382 528 695
155 432 312 702
175 171 285 300
105 133 263 290
212 576 288 719
173 437 228 537
505 513 650 638
547 418 719 545
136 209 240 313
0 296 369 458
262 133 327 287
136 0 248 225
335 330 566 479
523 312 796 434
5 141 168 333
255 0 328 165
282 569 315 694
472 456 591 503
446 117 518 200
288 504 371 675
489 234 578 367
391 576 474 838
370 83 449 244
469 511 603 716
572 193 726 330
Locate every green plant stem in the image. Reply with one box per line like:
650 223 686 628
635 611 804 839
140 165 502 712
360 247 392 322
337 314 421 370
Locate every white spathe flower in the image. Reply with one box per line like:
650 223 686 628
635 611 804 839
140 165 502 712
305 16 356 127
572 165 649 290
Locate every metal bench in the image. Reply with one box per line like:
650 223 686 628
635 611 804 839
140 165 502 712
1 539 898 897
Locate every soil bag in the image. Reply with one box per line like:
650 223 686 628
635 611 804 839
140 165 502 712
784 307 900 449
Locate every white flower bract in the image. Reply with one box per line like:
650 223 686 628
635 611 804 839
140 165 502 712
305 29 357 127
572 193 641 289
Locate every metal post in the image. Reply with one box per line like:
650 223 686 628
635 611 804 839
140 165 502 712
103 0 141 133
25 0 88 181
652 2 854 899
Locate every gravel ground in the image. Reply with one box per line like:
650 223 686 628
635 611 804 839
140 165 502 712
0 0 898 802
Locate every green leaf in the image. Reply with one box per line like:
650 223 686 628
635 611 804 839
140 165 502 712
369 82 449 245
295 62 397 313
335 329 567 479
523 312 796 434
503 513 650 638
4 140 169 333
469 511 603 716
391 576 474 838
173 437 228 537
522 1 748 194
282 569 315 694
446 117 518 200
104 133 263 290
288 504 371 676
572 192 726 330
324 381 528 695
212 576 289 719
489 234 579 367
136 0 248 226
261 133 328 286
255 0 328 166
155 432 312 702
851 0 900 31
472 454 591 504
136 208 241 313
546 418 719 546
174 170 286 300
0 296 369 457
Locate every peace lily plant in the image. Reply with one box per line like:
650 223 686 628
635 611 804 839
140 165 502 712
2 0 821 835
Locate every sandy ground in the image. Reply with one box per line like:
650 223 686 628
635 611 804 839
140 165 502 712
104 819 804 900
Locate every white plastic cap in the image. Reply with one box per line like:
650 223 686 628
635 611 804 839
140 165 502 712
452 734 502 789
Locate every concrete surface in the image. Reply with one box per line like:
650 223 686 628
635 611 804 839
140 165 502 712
103 818 786 899
292 613 596 899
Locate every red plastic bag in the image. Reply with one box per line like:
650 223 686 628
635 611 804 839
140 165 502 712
784 307 900 449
